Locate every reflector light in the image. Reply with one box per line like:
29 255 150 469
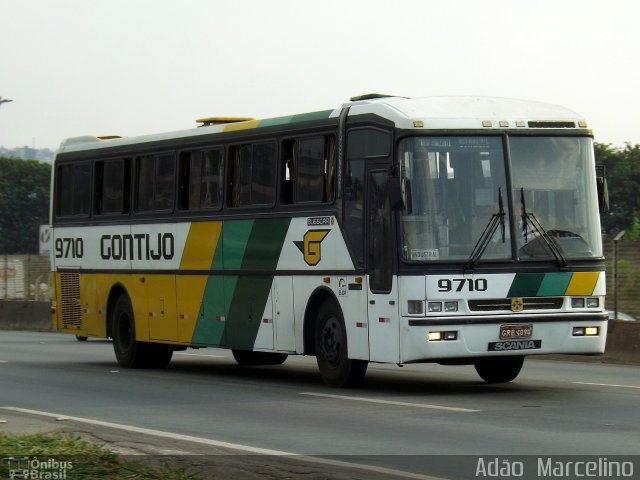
585 327 599 336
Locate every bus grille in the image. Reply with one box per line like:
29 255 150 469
60 273 82 327
468 297 564 312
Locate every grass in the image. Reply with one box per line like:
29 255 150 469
0 433 202 479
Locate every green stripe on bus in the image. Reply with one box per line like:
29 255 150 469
537 272 573 296
507 273 545 297
224 218 291 349
223 220 254 270
508 272 576 297
290 110 334 123
257 110 333 129
258 116 294 128
192 218 291 348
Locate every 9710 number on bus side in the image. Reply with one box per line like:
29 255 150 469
55 237 84 259
438 278 487 292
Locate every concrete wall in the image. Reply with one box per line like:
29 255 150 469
0 301 638 364
0 301 54 332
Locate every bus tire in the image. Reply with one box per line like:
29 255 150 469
112 294 144 368
474 356 525 383
314 301 367 388
232 350 288 366
144 344 174 369
75 335 88 342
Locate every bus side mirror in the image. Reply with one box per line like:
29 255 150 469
595 165 609 214
596 176 609 214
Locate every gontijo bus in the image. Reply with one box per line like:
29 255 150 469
50 95 609 387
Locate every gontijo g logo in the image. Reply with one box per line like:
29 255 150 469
294 230 331 266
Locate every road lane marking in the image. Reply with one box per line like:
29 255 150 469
572 381 640 389
175 352 225 358
0 407 445 480
0 360 7 363
299 392 480 413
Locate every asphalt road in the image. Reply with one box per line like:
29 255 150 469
1 331 639 478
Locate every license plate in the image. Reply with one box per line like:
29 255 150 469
500 323 533 340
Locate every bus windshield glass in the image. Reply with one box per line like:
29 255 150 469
510 136 602 261
398 135 602 263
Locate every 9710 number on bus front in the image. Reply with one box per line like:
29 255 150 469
438 278 487 292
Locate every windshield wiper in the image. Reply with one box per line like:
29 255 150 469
519 188 567 267
465 188 506 271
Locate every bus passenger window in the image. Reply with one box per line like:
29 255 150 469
281 135 336 205
135 154 175 212
229 142 277 207
56 162 91 217
95 159 128 215
295 137 325 203
181 149 223 210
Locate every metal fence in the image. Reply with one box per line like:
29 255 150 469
603 238 640 320
1 255 50 301
1 240 639 321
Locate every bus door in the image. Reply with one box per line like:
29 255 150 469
366 164 400 363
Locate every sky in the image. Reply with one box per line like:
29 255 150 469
1 0 639 150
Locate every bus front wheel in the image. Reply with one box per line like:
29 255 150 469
314 301 367 388
474 356 525 383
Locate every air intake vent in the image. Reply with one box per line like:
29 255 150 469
469 297 564 312
528 121 575 128
60 273 82 327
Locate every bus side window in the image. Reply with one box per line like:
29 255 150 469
56 162 91 218
281 135 336 205
281 139 295 204
229 142 277 207
135 154 175 212
179 149 224 211
95 159 128 215
295 137 325 203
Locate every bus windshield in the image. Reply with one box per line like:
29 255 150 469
398 135 602 263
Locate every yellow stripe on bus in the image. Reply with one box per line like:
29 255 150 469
180 221 222 270
222 119 261 132
565 272 599 296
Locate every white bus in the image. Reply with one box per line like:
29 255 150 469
50 95 608 387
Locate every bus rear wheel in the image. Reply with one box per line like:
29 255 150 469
314 301 367 388
232 350 288 366
474 356 525 383
112 294 173 369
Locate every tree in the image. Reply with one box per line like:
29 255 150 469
594 143 640 237
0 157 51 254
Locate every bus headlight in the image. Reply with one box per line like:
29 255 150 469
407 300 424 315
573 326 600 336
586 298 599 308
427 302 442 313
571 298 585 308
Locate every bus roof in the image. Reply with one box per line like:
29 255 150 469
57 96 589 155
